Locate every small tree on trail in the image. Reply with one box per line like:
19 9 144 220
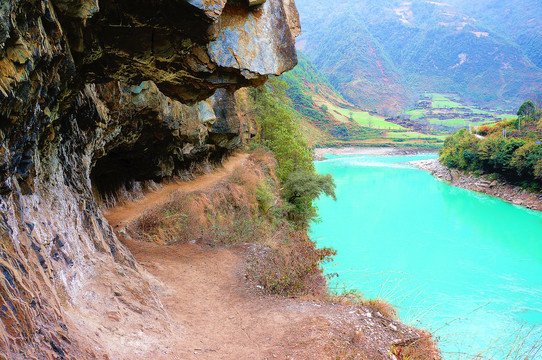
282 170 336 226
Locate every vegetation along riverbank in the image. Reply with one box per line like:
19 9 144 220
414 100 542 211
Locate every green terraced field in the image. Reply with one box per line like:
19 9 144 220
387 131 447 141
406 93 516 129
329 104 406 130
428 94 463 108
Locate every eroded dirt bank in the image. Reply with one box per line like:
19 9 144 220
102 152 439 360
411 158 542 211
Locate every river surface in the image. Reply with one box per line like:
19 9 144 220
312 153 542 359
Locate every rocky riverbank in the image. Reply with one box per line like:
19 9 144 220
411 158 542 211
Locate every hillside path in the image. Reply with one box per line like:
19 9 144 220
105 153 249 230
103 152 307 360
102 152 416 360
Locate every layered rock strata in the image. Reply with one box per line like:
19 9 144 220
0 0 298 358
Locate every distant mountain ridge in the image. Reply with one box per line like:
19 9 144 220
295 0 542 112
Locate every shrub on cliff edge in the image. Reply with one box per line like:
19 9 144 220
249 78 336 227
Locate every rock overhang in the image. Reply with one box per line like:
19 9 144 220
60 0 300 103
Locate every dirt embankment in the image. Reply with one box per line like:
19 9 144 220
411 158 542 211
103 152 440 360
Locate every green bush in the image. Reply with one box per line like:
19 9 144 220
439 129 480 170
249 80 314 182
255 180 276 215
478 136 525 176
249 79 336 227
510 142 542 177
282 170 336 225
535 159 542 180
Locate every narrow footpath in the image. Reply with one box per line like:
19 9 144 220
106 153 250 230
103 153 422 360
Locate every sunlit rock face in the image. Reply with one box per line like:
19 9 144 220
67 0 298 102
0 0 298 358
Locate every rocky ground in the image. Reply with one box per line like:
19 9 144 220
411 158 542 212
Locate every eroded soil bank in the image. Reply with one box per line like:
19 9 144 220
411 158 542 211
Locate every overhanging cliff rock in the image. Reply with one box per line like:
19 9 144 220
0 0 299 358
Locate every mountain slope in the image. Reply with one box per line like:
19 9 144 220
274 52 389 147
450 0 542 69
296 5 412 112
270 52 445 148
295 0 542 111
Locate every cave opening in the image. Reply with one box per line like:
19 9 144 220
89 142 229 203
90 148 155 197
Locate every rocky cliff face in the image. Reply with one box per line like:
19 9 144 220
0 0 298 358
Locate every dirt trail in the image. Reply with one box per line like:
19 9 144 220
103 153 418 360
104 152 302 359
105 153 249 230
118 239 305 360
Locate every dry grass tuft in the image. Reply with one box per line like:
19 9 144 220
367 298 398 319
327 292 398 320
392 329 441 360
97 180 162 208
131 193 207 244
246 231 336 297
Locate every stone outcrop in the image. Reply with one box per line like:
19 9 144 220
73 81 255 194
0 0 299 358
65 0 298 102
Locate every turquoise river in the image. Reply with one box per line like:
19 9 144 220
312 153 542 359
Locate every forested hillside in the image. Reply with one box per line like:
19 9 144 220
276 52 385 147
295 0 542 112
450 0 542 68
440 101 542 188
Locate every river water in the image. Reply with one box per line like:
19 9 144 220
312 153 542 359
